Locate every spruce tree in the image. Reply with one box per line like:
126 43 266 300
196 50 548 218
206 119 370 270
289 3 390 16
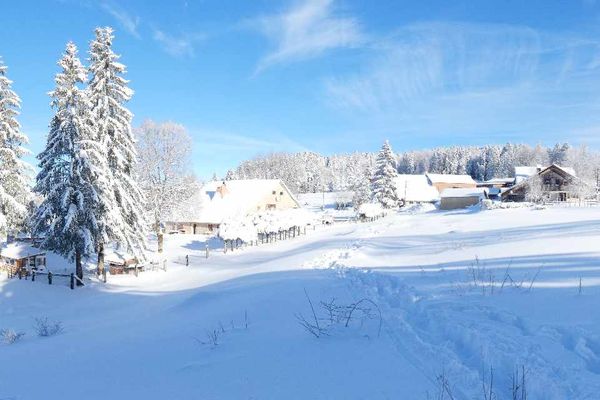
0 57 31 238
88 27 147 268
33 42 115 283
371 140 399 208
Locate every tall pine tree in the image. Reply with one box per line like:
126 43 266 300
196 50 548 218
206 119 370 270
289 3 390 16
88 27 147 269
32 42 115 283
0 57 31 239
371 140 399 208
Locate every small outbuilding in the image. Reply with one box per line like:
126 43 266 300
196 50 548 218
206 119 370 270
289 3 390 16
105 249 139 275
440 188 489 210
0 242 47 273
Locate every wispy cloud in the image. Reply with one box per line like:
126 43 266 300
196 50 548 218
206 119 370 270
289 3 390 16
153 29 205 58
100 1 140 38
190 129 309 178
324 21 600 140
249 0 364 73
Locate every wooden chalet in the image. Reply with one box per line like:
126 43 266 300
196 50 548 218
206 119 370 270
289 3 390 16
502 164 592 202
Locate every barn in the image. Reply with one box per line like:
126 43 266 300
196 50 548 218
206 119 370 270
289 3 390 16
426 173 477 194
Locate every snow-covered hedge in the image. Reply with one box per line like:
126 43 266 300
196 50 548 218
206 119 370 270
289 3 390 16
357 202 385 218
219 208 318 242
482 200 535 210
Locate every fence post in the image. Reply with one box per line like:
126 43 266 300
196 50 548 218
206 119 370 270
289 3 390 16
163 260 167 271
185 254 189 267
134 265 139 277
205 245 209 259
70 273 75 290
48 271 53 285
18 269 22 280
102 268 107 283
32 270 35 282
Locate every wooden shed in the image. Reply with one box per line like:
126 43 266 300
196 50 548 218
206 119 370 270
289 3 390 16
440 188 489 210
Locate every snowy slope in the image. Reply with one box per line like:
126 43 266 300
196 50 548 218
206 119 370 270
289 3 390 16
1 207 600 399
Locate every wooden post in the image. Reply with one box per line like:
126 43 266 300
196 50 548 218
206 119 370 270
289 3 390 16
102 268 107 283
205 245 209 259
32 270 35 282
70 273 75 290
48 271 53 285
18 269 22 279
134 265 139 277
163 260 167 271
185 254 189 267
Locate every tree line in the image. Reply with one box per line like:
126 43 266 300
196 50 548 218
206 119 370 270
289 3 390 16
228 143 600 194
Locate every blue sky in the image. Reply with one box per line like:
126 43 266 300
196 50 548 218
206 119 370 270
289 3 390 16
3 0 600 178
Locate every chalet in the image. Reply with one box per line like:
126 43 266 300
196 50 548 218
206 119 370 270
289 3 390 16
0 242 47 273
426 173 477 194
440 188 489 210
169 179 301 235
394 175 439 204
502 164 591 202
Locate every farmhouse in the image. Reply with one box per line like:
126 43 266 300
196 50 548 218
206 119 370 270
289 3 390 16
0 241 46 273
502 164 591 202
440 188 489 210
394 174 439 204
170 179 301 234
426 173 477 194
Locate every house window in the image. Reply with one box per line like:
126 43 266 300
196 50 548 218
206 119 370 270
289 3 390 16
272 191 276 195
280 191 283 195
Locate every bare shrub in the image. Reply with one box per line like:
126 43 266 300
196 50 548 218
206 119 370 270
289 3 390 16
428 364 528 400
296 288 382 338
1 329 25 344
33 317 63 337
195 311 249 348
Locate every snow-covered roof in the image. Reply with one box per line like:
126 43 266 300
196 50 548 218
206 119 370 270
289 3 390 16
394 175 439 203
440 188 488 199
104 248 136 264
482 178 515 185
0 242 45 260
426 173 476 185
194 179 300 225
515 165 577 184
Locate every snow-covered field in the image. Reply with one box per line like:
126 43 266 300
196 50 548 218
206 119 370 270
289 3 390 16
2 206 600 399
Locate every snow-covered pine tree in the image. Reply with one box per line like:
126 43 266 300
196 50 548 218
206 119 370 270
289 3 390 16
0 57 31 239
371 140 399 208
88 27 148 268
32 42 116 283
352 167 372 210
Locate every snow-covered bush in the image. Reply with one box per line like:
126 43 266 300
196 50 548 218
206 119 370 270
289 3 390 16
219 208 318 243
34 317 63 337
1 329 25 344
482 200 535 210
357 202 385 219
